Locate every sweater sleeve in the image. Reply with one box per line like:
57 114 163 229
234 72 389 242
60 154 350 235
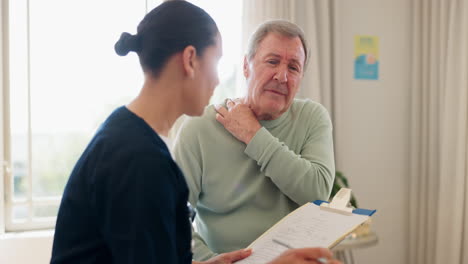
244 106 335 205
173 126 218 261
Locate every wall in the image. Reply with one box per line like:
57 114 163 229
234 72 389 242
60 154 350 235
333 0 411 263
0 231 53 264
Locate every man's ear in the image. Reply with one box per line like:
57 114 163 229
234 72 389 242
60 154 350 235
182 45 197 78
243 56 250 78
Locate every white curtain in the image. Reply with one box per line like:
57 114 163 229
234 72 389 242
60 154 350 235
409 0 468 263
0 0 6 235
241 0 335 116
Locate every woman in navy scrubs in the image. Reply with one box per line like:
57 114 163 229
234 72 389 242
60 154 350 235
51 1 340 264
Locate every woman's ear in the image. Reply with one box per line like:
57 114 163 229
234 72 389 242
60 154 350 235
182 45 197 79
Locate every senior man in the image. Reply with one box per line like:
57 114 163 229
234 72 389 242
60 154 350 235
173 20 335 261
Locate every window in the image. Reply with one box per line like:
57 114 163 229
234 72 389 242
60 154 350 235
4 0 159 231
188 0 244 104
2 0 243 232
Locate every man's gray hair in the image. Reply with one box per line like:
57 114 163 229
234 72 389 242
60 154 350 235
246 19 309 68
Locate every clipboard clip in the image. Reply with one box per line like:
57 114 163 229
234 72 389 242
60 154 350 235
320 188 353 215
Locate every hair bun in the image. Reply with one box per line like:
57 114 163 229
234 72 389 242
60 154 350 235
114 32 141 56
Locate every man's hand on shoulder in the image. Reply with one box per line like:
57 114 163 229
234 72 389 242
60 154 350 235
215 99 261 144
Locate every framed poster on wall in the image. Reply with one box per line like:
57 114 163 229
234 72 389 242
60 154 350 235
354 35 379 80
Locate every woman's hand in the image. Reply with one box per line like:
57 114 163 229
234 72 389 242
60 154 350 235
268 248 342 264
193 248 252 264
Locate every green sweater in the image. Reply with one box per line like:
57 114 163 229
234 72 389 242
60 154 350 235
173 98 335 261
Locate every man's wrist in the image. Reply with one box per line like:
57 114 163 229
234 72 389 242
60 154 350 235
244 125 261 144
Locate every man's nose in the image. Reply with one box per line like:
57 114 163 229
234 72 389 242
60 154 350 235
273 65 288 83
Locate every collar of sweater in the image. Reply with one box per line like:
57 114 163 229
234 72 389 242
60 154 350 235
259 106 291 129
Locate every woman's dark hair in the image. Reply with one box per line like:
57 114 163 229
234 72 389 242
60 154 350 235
114 0 219 77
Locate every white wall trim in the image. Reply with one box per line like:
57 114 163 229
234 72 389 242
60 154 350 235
0 0 8 235
0 230 54 264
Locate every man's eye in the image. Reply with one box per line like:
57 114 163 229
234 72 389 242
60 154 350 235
267 60 278 65
289 66 299 72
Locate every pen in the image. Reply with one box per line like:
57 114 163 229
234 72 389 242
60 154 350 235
271 238 328 264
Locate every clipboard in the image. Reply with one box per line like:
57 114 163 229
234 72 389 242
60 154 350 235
236 188 377 264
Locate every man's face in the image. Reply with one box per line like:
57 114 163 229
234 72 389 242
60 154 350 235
243 33 305 120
